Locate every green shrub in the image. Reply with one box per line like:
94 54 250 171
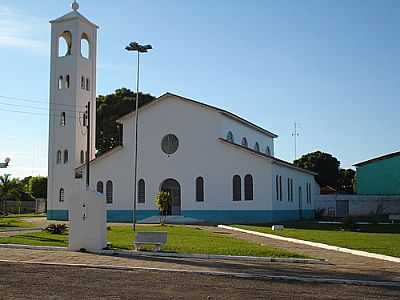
45 224 67 234
342 216 355 230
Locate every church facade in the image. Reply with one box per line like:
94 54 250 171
47 3 318 224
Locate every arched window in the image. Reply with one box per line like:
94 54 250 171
65 75 70 88
106 180 113 204
63 150 69 164
58 76 63 90
97 181 104 194
59 188 65 202
196 177 204 202
266 146 271 156
244 174 253 201
254 142 260 152
80 150 85 164
58 31 72 57
56 150 62 164
86 78 90 91
80 33 90 59
241 137 248 147
60 112 66 127
233 175 241 201
226 131 234 143
81 76 85 89
138 179 145 203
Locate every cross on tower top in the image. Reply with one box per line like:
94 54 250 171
72 1 79 11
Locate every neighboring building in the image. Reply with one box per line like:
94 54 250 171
47 3 318 224
354 151 400 195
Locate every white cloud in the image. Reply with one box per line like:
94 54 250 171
0 5 48 53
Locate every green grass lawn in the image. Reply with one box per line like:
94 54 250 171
234 222 400 258
0 225 307 258
0 216 37 231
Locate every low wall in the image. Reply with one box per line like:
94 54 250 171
3 198 46 214
315 195 400 217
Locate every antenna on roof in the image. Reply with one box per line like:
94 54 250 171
292 123 300 161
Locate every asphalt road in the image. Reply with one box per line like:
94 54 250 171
0 262 399 299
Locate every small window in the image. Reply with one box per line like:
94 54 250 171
196 177 204 202
161 134 179 155
59 188 65 202
60 112 66 127
287 178 290 202
233 175 241 201
64 150 69 164
276 175 279 201
81 76 85 89
58 31 72 57
80 33 90 59
138 179 145 203
106 180 113 204
65 75 70 88
97 181 104 194
279 176 282 201
241 137 248 147
56 150 62 164
86 78 90 91
58 76 63 90
254 142 260 152
290 179 293 202
266 146 271 156
244 174 253 201
226 131 234 143
80 150 85 164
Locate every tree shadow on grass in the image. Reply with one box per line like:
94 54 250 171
13 234 67 245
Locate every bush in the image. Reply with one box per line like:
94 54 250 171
342 216 355 230
46 224 67 234
314 208 325 220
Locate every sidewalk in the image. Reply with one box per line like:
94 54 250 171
201 226 400 283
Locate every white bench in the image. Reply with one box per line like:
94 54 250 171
389 215 400 224
134 232 168 252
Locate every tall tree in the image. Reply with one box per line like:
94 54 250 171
0 174 21 215
337 169 356 194
28 176 48 199
96 88 156 155
294 151 340 188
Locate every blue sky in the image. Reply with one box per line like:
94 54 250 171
0 0 399 178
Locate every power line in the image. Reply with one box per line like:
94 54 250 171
0 107 82 119
0 95 87 108
0 101 84 113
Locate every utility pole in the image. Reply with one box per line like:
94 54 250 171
86 102 91 187
292 123 299 161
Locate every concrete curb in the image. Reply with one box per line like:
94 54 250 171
218 225 400 264
0 244 327 265
96 249 328 265
0 258 398 288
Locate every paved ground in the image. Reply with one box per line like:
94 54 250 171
203 226 400 283
0 261 399 299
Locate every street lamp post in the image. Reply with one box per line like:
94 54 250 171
125 42 152 232
0 158 10 169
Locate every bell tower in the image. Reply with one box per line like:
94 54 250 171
47 2 98 220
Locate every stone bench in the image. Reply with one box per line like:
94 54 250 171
389 215 400 224
134 232 168 252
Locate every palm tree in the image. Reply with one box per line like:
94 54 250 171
0 174 20 215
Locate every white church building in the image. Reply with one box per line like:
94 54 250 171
47 3 318 224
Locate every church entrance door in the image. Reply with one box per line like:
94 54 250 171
160 179 181 216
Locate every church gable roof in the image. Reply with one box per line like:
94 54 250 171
50 10 99 28
117 92 278 139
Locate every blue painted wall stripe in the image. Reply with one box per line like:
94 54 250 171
48 209 314 224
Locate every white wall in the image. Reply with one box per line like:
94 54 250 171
89 96 273 212
221 117 274 156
